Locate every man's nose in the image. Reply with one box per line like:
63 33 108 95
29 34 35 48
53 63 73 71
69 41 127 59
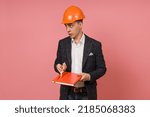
66 26 71 32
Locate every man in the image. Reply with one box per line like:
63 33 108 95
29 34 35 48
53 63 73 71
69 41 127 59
54 5 106 100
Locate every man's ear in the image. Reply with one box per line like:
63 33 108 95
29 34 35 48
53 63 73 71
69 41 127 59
79 22 83 28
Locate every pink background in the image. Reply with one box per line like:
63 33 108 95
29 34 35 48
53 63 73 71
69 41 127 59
0 0 150 99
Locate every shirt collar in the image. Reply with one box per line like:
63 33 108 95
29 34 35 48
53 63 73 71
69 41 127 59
71 33 85 45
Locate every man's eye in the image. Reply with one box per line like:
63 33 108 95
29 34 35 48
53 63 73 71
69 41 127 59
68 24 73 28
65 24 73 28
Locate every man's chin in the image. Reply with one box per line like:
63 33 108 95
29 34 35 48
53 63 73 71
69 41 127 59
69 35 74 39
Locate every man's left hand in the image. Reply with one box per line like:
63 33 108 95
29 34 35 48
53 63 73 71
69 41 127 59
80 73 90 81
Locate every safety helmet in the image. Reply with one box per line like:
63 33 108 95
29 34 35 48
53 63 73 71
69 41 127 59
62 5 85 24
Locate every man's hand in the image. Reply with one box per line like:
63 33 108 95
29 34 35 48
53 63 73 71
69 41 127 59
56 62 67 74
80 73 91 81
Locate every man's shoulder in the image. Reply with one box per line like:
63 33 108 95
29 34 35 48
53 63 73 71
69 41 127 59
85 35 101 46
59 36 70 43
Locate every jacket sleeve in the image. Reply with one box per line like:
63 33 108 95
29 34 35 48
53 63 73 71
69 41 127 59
89 42 107 82
54 40 62 73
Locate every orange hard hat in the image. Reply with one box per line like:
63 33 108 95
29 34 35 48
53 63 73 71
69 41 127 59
62 5 85 24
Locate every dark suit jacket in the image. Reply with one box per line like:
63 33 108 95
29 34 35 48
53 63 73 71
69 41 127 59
54 34 106 100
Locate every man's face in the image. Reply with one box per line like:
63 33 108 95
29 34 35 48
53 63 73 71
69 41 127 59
65 21 82 39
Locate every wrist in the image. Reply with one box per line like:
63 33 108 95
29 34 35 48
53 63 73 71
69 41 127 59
87 73 91 81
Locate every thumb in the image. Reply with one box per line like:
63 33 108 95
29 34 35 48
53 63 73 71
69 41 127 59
79 73 83 76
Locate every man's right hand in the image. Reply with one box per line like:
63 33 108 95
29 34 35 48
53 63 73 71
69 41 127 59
56 62 67 74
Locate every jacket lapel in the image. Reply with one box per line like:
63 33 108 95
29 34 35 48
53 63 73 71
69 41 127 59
82 35 92 68
66 37 71 70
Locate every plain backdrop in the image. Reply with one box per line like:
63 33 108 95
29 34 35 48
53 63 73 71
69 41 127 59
0 0 150 99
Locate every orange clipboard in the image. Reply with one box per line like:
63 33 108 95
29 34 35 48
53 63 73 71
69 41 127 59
52 72 82 86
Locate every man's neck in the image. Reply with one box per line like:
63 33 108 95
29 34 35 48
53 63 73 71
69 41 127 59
73 31 83 44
